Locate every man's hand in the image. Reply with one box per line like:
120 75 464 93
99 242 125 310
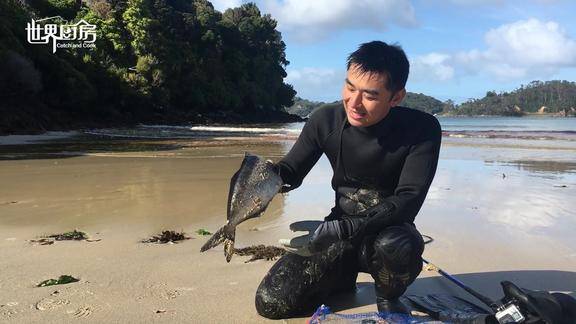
279 221 321 256
269 161 292 193
499 281 576 324
279 220 343 256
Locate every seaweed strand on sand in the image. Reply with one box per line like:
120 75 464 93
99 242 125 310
234 245 286 263
141 230 191 244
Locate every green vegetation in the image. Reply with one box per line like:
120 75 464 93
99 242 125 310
449 81 576 116
0 0 298 134
48 230 88 240
285 99 339 118
285 97 324 117
400 92 444 115
288 81 576 118
196 228 212 235
37 275 80 287
285 92 446 117
30 230 89 245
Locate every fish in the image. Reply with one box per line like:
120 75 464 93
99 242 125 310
200 153 283 262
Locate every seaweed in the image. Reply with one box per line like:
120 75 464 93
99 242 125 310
48 230 88 241
37 275 79 287
141 230 190 244
196 229 212 236
30 230 93 245
234 245 286 263
30 238 54 245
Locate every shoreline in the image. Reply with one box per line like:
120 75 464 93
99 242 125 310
0 131 81 146
0 109 305 137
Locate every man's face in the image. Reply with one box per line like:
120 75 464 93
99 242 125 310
342 64 406 127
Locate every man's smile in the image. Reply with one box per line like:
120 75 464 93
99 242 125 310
349 109 367 120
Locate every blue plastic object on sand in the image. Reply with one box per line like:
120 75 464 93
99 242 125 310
308 304 443 324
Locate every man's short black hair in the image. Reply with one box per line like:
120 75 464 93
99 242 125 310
346 41 409 93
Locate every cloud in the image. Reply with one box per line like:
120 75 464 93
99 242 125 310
211 0 243 12
411 53 455 82
455 19 576 80
262 0 418 42
439 0 559 5
285 68 344 101
413 19 576 82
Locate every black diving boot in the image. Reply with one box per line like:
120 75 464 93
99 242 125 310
376 296 410 315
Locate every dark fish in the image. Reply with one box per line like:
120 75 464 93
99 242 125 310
200 153 283 262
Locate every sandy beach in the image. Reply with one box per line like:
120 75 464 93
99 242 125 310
1 130 575 323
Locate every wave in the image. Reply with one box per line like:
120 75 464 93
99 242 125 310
85 124 301 139
188 126 300 134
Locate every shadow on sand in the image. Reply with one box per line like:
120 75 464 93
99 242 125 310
325 270 576 313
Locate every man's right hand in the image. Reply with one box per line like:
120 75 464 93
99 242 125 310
270 162 292 193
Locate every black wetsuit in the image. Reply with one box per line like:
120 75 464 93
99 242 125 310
255 104 442 319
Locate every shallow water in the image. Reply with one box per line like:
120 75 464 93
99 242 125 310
437 116 576 132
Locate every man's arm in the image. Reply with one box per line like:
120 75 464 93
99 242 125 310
275 110 327 192
359 116 442 234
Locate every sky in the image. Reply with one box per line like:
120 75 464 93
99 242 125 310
210 0 576 103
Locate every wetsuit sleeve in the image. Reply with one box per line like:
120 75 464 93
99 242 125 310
361 117 442 235
275 112 325 191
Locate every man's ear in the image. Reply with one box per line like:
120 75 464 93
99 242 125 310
390 88 406 107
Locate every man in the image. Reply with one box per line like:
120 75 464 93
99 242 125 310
255 41 442 319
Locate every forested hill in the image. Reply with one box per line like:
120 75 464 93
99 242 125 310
286 92 445 117
448 80 576 116
285 97 325 117
0 0 301 134
400 92 444 115
288 81 576 118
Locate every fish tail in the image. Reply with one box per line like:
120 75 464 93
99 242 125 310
200 224 235 254
224 235 235 263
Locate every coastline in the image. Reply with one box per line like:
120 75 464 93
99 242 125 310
0 131 81 146
0 109 305 137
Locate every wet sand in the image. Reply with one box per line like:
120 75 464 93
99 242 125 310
0 134 575 323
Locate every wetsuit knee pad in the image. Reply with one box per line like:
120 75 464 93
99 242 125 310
255 282 294 319
254 254 306 319
255 243 358 319
369 224 425 299
372 224 424 270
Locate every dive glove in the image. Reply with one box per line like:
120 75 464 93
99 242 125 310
499 281 576 324
279 218 364 256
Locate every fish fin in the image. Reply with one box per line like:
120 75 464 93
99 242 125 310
227 170 240 220
200 225 233 252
